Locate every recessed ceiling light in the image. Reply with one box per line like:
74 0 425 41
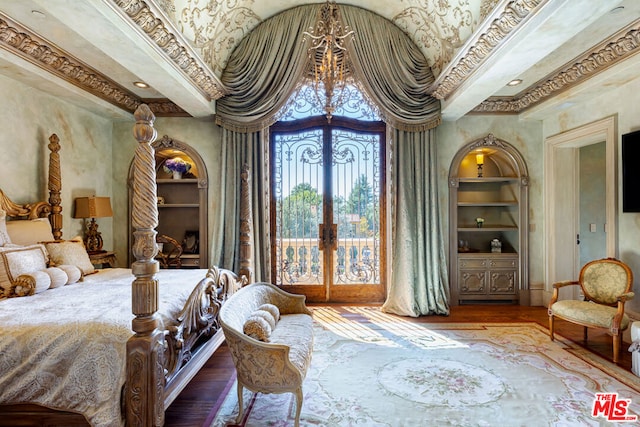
507 79 523 87
133 81 150 89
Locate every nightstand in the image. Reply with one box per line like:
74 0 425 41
89 251 117 268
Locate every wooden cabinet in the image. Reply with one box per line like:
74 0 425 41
128 135 208 268
449 134 529 305
458 254 518 297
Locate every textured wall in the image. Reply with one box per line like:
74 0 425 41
0 74 113 249
543 77 640 315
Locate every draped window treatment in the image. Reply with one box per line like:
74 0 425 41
214 4 449 315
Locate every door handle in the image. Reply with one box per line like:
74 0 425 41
319 224 325 251
319 223 338 251
330 223 338 251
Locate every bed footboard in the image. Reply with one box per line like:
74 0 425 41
164 266 244 381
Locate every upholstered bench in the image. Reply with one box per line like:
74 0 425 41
219 282 313 427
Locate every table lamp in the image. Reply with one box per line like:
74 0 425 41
476 153 484 178
73 196 113 253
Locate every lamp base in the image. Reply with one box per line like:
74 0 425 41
85 218 104 252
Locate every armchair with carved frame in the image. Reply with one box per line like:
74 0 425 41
548 257 634 363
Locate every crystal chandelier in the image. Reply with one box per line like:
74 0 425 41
303 0 355 122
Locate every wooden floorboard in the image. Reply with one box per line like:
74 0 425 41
164 304 635 426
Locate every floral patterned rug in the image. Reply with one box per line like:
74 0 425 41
210 306 640 427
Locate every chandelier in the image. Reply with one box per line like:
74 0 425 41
303 0 355 122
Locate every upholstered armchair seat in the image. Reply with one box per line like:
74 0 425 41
548 258 634 363
551 300 630 331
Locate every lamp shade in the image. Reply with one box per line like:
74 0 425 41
475 153 484 165
73 197 113 219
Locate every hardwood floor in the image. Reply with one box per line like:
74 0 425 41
164 304 635 426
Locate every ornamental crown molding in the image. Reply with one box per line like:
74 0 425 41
430 0 545 100
110 0 227 100
0 12 188 116
0 12 139 113
473 21 640 114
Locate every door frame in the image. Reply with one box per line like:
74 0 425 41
269 116 387 302
543 115 617 299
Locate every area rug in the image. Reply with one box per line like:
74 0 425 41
210 306 640 427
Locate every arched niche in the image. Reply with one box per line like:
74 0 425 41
128 135 208 268
448 134 530 305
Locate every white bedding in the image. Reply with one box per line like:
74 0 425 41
0 268 214 427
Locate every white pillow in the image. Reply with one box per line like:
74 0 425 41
44 239 96 275
0 244 48 297
6 217 54 246
43 267 69 289
258 303 281 322
56 264 82 285
243 313 272 342
16 270 51 294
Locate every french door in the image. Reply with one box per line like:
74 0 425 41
270 116 386 303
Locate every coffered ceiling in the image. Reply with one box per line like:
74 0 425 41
0 0 638 121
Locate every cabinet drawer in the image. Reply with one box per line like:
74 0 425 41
489 258 517 269
459 259 487 268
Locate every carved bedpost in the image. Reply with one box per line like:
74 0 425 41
47 134 63 240
126 104 165 427
239 164 253 283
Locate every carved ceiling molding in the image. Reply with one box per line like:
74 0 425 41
474 21 640 114
391 1 477 78
110 0 227 100
176 0 261 77
0 12 188 117
430 0 545 100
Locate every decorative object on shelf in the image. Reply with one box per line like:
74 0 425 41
182 230 199 254
491 238 502 253
73 196 113 253
476 217 484 228
156 196 165 205
475 152 484 178
156 234 182 268
458 240 473 253
163 157 191 179
302 0 355 122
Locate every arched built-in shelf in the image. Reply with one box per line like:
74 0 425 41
448 134 529 305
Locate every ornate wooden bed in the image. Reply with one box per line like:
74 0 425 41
0 104 249 426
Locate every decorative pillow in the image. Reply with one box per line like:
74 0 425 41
0 209 11 246
56 264 82 285
16 270 51 294
0 244 48 297
243 313 272 342
43 266 69 288
258 303 281 323
44 239 96 275
252 309 277 331
6 218 54 246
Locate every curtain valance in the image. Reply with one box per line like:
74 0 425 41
215 4 441 132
